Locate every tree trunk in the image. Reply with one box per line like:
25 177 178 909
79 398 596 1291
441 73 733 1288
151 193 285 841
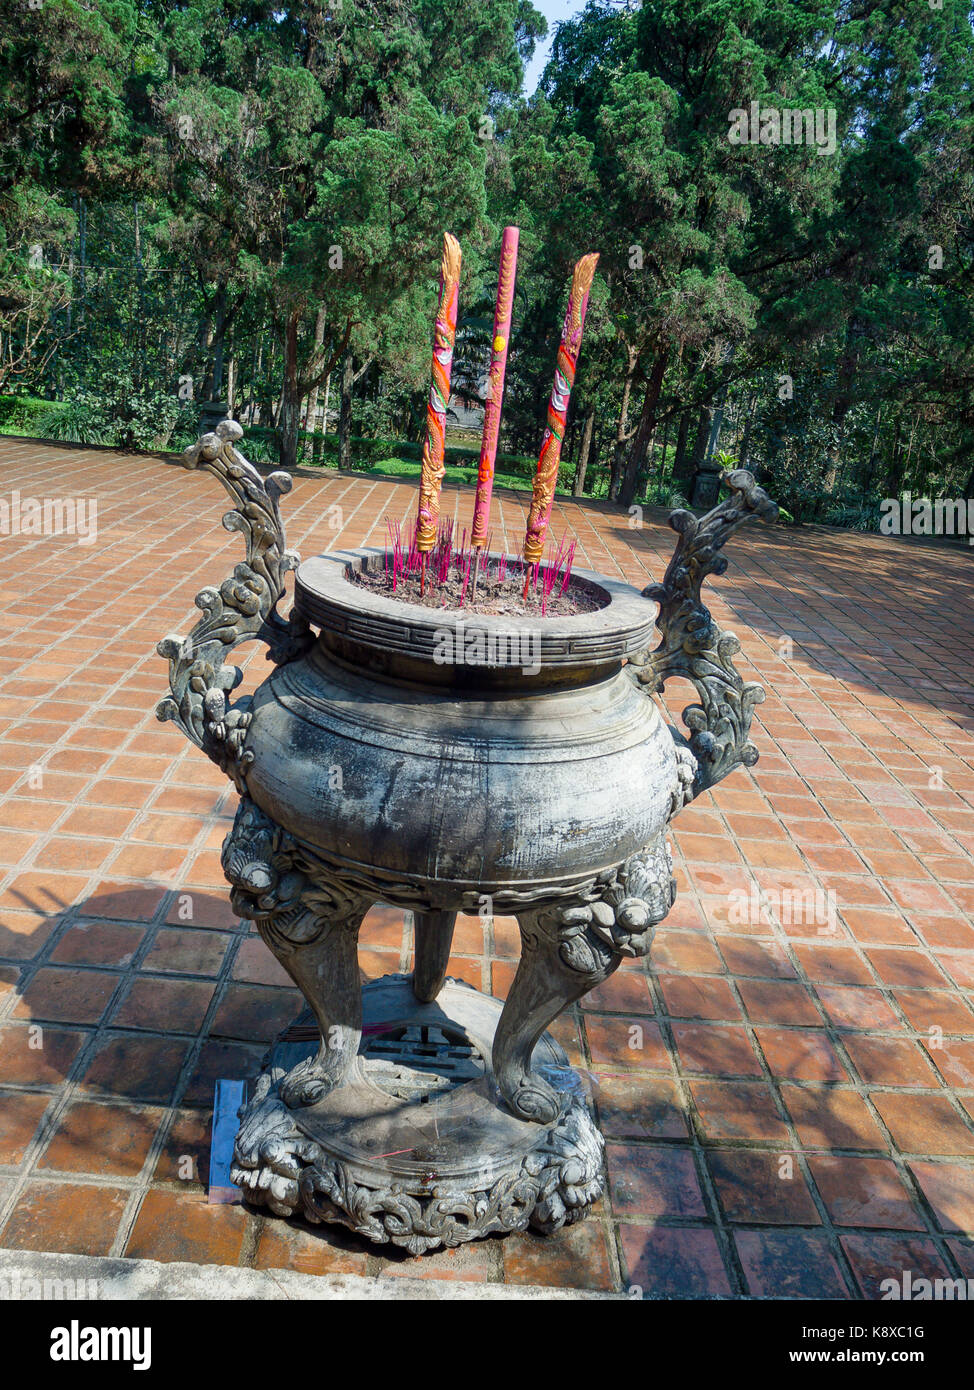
652 414 672 501
620 349 668 509
857 402 884 491
573 408 596 496
303 305 327 429
200 283 229 402
609 345 639 501
882 414 904 495
276 313 302 471
704 350 733 462
886 414 917 495
963 453 974 501
277 392 301 470
691 406 713 472
78 197 87 329
132 198 147 386
251 336 264 425
338 351 354 470
739 394 756 468
212 284 227 400
672 410 692 484
823 323 862 491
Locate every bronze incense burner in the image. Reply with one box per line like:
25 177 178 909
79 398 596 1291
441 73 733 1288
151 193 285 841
157 419 777 1253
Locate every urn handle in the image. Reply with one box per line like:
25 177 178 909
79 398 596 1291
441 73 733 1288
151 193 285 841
630 469 779 816
156 420 311 789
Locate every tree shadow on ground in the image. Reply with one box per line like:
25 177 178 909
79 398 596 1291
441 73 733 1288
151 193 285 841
610 513 974 740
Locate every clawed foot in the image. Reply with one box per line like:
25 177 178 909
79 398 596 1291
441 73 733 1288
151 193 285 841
506 1072 564 1126
231 1073 321 1216
278 1048 348 1108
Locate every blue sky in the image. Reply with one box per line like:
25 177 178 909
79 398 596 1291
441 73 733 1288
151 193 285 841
523 0 588 93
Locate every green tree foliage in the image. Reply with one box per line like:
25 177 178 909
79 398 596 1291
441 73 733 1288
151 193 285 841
2 0 972 525
0 0 142 389
140 0 543 468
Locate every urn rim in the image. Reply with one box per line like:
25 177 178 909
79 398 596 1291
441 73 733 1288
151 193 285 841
294 547 658 673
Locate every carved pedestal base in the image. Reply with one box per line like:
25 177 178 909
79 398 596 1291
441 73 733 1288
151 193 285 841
231 975 604 1255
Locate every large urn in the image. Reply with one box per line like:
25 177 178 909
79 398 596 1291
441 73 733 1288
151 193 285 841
157 420 777 1254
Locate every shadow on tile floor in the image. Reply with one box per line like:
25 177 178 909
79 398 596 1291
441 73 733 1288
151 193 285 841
3 881 974 1295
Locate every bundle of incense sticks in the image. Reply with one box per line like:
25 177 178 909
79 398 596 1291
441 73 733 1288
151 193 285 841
381 515 577 611
540 536 576 616
416 233 462 569
471 226 519 549
409 234 597 603
522 253 599 568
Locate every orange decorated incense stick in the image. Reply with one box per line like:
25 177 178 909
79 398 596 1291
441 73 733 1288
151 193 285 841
471 226 519 548
522 253 598 565
417 232 462 555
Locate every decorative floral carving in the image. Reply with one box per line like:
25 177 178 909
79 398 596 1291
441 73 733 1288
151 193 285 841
529 835 676 976
220 798 322 952
630 468 778 809
156 420 312 791
221 793 675 928
524 1097 606 1234
222 796 376 952
669 741 699 818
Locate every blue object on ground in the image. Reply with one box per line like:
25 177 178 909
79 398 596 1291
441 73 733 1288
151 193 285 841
209 1079 247 1204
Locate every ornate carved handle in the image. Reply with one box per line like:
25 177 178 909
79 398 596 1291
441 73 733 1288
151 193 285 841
156 420 311 789
630 469 779 815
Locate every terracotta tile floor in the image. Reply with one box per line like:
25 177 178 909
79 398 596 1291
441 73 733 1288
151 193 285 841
1 435 973 1297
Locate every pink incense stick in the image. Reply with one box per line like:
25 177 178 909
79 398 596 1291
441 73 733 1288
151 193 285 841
471 226 519 549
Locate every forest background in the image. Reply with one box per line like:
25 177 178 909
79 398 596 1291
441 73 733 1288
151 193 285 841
2 0 972 529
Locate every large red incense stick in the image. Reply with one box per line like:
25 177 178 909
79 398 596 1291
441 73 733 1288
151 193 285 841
471 226 519 548
523 253 598 566
417 232 462 557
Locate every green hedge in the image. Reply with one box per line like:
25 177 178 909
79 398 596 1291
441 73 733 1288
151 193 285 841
0 395 70 434
238 425 539 473
362 456 574 494
0 398 575 491
237 426 574 489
